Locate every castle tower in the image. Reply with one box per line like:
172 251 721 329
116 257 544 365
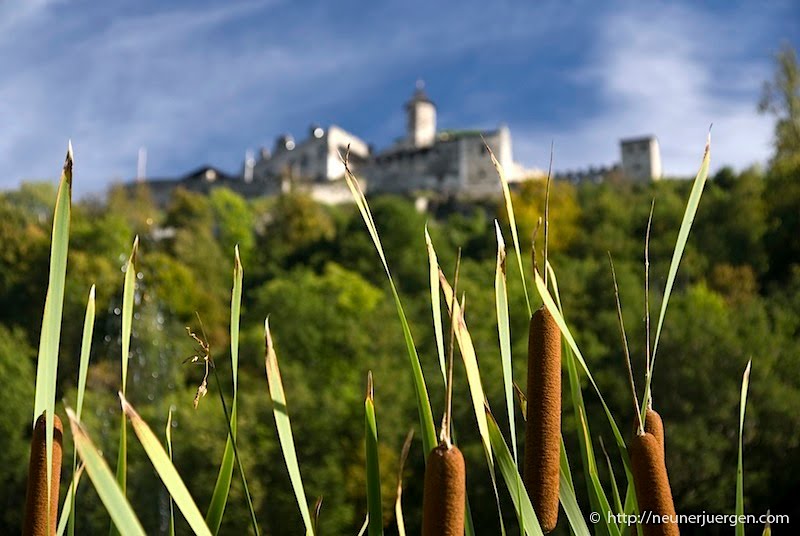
406 81 436 148
620 136 662 181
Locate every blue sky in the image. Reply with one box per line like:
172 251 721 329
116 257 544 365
1 0 798 194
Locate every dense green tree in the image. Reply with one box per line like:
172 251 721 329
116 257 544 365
209 187 255 263
759 43 800 170
252 192 336 280
0 325 36 530
0 192 50 333
696 166 769 275
106 182 160 236
334 196 430 294
759 45 800 283
162 188 230 341
499 179 582 257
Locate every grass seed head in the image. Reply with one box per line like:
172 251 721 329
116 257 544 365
524 305 561 533
24 412 63 536
422 443 466 536
630 431 679 536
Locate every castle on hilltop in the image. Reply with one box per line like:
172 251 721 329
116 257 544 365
137 84 662 205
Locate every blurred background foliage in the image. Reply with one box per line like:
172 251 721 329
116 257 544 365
0 45 798 535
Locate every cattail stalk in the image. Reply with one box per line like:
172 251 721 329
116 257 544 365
630 431 679 536
24 412 63 536
524 305 561 533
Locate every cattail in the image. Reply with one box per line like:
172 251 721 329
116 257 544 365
644 407 665 455
422 443 466 536
24 412 63 536
629 432 679 536
524 305 561 533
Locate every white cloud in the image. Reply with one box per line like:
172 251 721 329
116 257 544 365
511 4 774 176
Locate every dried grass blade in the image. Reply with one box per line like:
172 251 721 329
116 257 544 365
120 393 211 536
67 409 145 536
265 319 314 535
735 360 752 536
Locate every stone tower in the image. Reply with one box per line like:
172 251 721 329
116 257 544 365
620 136 662 181
406 81 436 148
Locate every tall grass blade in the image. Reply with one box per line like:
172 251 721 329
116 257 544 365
364 373 383 536
343 160 437 454
578 408 620 536
166 408 175 536
394 430 414 536
514 382 527 417
206 246 243 534
119 393 212 536
424 227 447 385
265 319 314 535
32 143 72 535
312 497 323 535
495 222 522 533
120 237 137 395
439 272 492 460
75 285 96 421
486 142 531 315
547 263 602 534
558 467 591 536
620 487 642 536
209 364 259 534
551 254 632 534
600 438 624 516
57 465 84 536
358 516 369 536
68 285 96 536
494 222 517 464
486 409 544 536
736 360 752 536
645 135 711 414
439 271 506 534
112 236 138 536
534 271 632 474
559 438 574 493
66 409 146 536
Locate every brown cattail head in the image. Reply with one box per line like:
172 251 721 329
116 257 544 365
644 408 665 456
422 443 466 536
24 412 63 536
629 432 679 536
524 305 561 533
